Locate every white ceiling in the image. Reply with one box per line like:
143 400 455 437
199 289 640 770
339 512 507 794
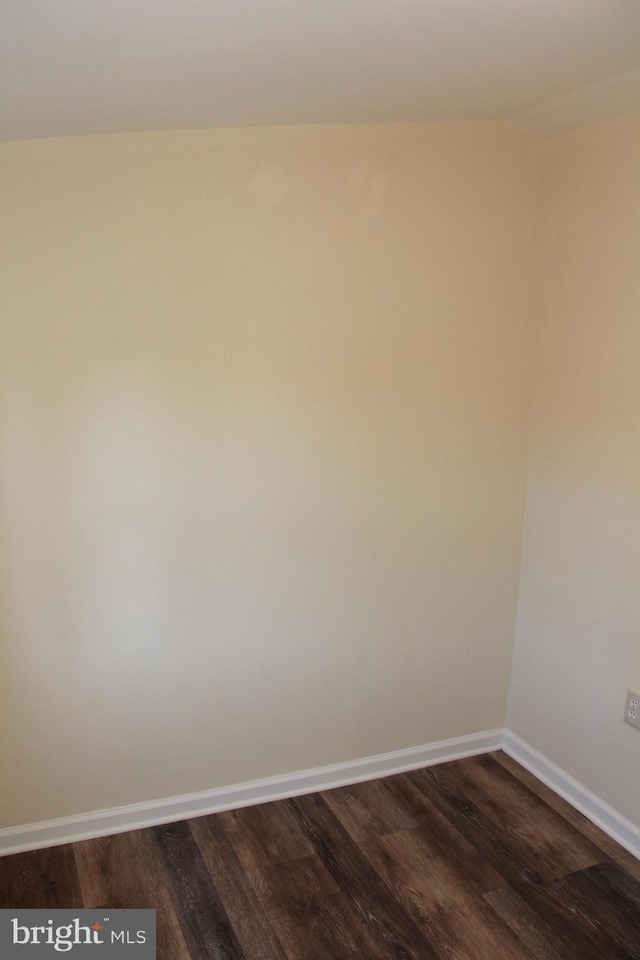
1 0 640 141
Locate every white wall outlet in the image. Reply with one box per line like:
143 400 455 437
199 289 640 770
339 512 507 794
624 690 640 730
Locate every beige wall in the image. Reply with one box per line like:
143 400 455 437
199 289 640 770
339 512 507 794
508 110 640 826
0 123 542 825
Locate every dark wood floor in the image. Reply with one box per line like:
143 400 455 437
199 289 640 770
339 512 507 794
2 751 639 959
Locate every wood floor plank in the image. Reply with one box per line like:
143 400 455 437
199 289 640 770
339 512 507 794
153 820 245 960
74 829 190 960
493 750 640 884
359 828 536 960
559 861 640 959
241 852 386 960
408 767 634 960
218 804 387 958
457 753 605 875
321 778 417 843
409 760 602 888
380 773 506 893
407 765 553 887
521 878 635 960
288 792 443 960
484 885 579 960
216 800 314 874
190 814 289 960
0 844 82 908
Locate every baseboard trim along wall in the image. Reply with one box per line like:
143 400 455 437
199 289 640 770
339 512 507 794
502 730 640 862
0 729 503 857
1 727 638 860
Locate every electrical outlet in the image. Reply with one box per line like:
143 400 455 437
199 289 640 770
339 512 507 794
624 690 640 730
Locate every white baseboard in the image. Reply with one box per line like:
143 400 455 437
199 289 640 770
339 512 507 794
502 730 640 862
0 729 503 857
3 728 638 861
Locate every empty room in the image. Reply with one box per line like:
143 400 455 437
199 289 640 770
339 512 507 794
1 1 639 958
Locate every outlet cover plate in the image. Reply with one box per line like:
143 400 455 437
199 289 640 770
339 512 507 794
624 690 640 730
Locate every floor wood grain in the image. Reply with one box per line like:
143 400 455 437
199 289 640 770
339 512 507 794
1 751 638 959
74 828 191 959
